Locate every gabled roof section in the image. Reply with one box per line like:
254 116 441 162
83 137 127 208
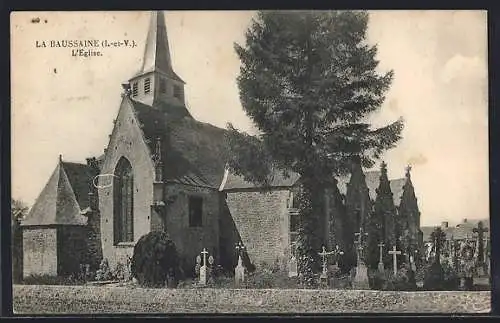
337 170 405 205
22 159 89 226
129 98 228 188
222 170 301 191
130 11 184 83
421 218 490 241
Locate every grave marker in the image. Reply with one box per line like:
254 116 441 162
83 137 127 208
377 242 385 273
388 245 402 274
288 255 298 278
199 248 208 286
353 228 369 289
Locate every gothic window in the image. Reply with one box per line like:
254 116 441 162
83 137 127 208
188 196 203 227
159 78 167 94
173 84 183 100
144 77 151 94
132 82 138 97
113 157 134 244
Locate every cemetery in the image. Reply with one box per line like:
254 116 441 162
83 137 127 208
14 218 491 313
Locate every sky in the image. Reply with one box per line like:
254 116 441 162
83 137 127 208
10 10 488 227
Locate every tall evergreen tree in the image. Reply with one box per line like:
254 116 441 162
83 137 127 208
372 162 398 267
398 165 422 263
345 158 373 269
228 11 403 284
430 227 447 264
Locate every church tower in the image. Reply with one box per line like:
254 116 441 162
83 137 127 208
128 11 186 108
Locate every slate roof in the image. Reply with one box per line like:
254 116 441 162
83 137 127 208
130 98 228 188
222 170 301 191
421 218 490 241
129 11 184 83
22 160 95 226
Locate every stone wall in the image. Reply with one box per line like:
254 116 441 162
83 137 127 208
22 227 57 277
99 98 155 269
225 189 290 270
164 184 220 275
57 226 89 276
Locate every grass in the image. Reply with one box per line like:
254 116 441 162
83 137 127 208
20 274 86 286
13 284 491 314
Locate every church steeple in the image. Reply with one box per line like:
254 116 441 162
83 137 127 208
128 11 186 108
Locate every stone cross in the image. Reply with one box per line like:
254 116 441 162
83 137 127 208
235 255 245 286
199 248 209 286
235 241 245 258
318 246 335 277
333 245 344 267
377 242 385 273
388 245 402 274
354 228 368 262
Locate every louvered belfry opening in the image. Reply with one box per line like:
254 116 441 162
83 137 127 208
113 157 134 244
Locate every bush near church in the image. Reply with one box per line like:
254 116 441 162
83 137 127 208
131 231 181 288
423 261 445 291
382 265 417 291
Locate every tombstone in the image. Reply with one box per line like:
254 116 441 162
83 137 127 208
318 246 335 287
199 248 209 286
235 255 245 287
208 255 215 285
460 244 475 291
377 242 385 274
288 255 298 278
195 255 202 276
409 255 417 272
388 245 402 275
352 229 369 289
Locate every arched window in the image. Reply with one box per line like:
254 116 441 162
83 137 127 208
114 157 134 244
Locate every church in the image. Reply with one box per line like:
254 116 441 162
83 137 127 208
20 11 422 278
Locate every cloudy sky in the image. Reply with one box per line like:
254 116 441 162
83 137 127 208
11 10 488 226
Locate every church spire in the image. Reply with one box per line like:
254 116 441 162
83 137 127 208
128 11 186 108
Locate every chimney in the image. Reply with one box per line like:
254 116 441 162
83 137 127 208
441 221 448 229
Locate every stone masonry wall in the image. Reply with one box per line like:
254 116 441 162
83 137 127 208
225 189 290 270
99 98 155 270
22 228 57 277
164 184 220 276
57 226 89 276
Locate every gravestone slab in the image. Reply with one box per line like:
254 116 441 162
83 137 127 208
353 261 370 290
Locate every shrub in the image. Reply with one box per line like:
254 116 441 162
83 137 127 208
423 261 444 291
383 266 417 291
368 269 387 290
95 258 113 281
131 231 180 288
442 262 460 290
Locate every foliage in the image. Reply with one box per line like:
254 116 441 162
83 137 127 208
130 231 181 288
430 227 446 263
95 258 113 281
382 265 417 291
345 159 375 269
423 261 445 291
441 262 460 290
12 199 29 284
21 274 85 286
368 268 387 290
397 167 420 257
372 162 397 267
230 10 403 283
